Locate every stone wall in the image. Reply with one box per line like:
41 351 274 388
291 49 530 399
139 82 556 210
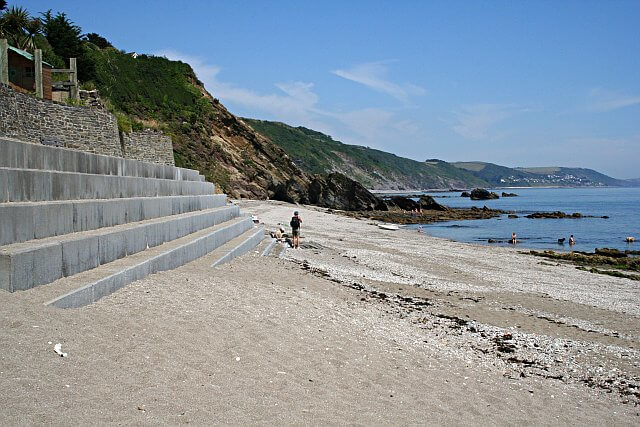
0 83 121 156
122 129 175 165
0 84 175 165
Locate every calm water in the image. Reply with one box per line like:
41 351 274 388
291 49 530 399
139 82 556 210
404 187 640 252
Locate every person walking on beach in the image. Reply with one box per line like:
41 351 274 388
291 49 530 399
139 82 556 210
290 211 302 249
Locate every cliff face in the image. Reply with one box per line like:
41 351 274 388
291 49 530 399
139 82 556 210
81 47 312 201
173 84 311 201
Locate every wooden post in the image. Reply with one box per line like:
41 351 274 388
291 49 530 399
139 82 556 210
0 39 8 85
34 49 43 98
69 58 78 100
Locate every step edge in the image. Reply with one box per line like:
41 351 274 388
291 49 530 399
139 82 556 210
45 217 254 308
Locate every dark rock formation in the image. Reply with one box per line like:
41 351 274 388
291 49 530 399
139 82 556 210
460 191 471 197
386 196 419 211
508 214 519 219
501 192 518 197
526 211 583 219
418 195 449 211
308 173 387 211
595 248 627 258
470 188 500 200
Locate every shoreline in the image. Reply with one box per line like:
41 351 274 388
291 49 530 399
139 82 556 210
369 185 632 194
0 199 638 423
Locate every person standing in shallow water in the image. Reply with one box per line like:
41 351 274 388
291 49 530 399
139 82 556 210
511 232 517 244
569 234 576 246
290 211 302 249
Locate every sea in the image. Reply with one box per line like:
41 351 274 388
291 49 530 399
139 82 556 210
403 187 640 252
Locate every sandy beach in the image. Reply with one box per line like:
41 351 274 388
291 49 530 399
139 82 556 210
1 200 638 424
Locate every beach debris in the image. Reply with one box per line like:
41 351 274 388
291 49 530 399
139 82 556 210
53 343 67 357
378 224 399 231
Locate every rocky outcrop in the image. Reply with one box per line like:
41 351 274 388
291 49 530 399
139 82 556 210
342 206 505 224
418 195 449 211
382 195 449 212
594 248 628 258
525 211 610 219
470 188 500 200
460 191 471 197
385 196 419 211
526 211 582 219
308 173 387 211
501 192 518 197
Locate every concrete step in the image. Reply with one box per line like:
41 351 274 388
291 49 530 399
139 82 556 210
0 205 240 292
42 217 256 308
210 226 265 267
0 137 205 181
257 237 278 257
0 167 215 202
0 194 227 245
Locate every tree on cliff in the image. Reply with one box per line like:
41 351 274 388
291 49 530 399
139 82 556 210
0 1 7 12
41 10 81 60
0 5 42 51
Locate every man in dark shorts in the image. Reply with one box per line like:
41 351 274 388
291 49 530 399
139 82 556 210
290 211 302 249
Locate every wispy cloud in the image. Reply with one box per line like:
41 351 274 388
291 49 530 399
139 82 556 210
155 49 331 132
155 49 420 150
587 87 640 112
332 61 425 102
450 104 528 140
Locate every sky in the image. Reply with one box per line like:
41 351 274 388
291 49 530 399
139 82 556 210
15 0 640 178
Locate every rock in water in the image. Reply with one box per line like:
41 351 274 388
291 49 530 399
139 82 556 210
460 191 471 197
386 196 420 211
526 211 585 219
418 195 449 211
470 188 500 200
501 192 518 197
594 248 628 258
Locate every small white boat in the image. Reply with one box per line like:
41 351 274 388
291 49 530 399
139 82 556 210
378 224 399 231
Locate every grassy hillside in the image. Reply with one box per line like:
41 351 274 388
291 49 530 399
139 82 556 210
453 161 536 186
245 119 487 190
517 167 626 187
454 161 627 187
75 45 311 199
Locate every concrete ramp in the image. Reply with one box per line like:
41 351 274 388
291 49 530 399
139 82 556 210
0 139 263 307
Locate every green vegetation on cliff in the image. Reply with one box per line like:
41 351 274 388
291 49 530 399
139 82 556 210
245 119 487 190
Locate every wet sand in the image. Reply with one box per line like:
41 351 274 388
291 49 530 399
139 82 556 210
0 200 638 424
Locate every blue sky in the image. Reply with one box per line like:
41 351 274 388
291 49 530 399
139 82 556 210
16 0 640 178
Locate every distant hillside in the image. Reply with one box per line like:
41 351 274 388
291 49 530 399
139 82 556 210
454 162 629 187
244 119 487 190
